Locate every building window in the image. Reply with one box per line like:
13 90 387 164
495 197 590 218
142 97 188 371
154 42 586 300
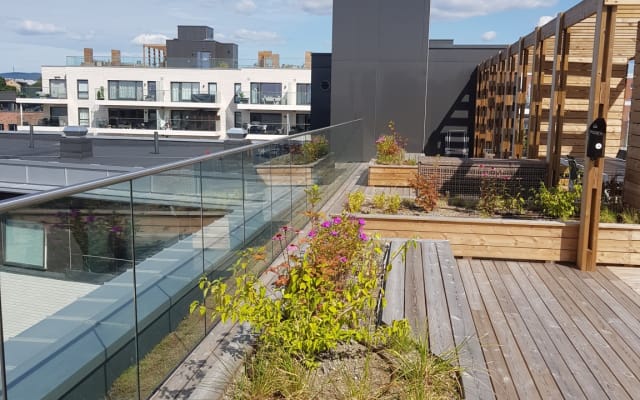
234 111 243 128
2 219 45 269
171 82 200 102
170 110 216 131
295 114 311 132
208 83 217 102
234 83 244 103
49 79 67 99
77 80 89 99
147 81 157 101
8 124 17 131
250 83 282 104
0 124 4 131
78 108 90 126
296 84 311 105
249 112 283 134
108 81 143 100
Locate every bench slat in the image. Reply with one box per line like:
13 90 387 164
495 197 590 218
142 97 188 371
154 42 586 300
381 239 405 326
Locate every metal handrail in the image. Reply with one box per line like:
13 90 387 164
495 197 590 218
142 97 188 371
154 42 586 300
0 120 361 213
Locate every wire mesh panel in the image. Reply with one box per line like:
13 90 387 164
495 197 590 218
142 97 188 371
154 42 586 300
418 158 548 200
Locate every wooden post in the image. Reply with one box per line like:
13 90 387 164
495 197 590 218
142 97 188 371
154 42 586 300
510 41 523 158
546 13 570 187
516 42 530 158
577 3 616 272
624 22 640 208
528 28 545 158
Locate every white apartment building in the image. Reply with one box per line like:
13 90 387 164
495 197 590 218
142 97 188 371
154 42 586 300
16 64 311 139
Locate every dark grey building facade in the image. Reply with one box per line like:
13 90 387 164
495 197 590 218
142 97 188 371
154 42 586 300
330 0 430 161
166 26 238 69
424 40 505 155
310 53 332 130
326 1 506 160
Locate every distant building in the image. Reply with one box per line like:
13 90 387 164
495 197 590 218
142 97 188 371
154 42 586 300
166 25 238 69
258 51 280 68
0 91 43 131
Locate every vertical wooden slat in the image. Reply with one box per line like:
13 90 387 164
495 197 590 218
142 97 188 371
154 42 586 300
624 21 640 209
578 3 616 271
528 28 545 158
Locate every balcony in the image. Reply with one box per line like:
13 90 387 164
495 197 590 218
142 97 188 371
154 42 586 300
16 87 68 105
65 56 310 70
236 91 311 112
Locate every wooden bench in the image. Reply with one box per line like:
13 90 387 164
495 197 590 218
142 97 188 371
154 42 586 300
381 239 495 400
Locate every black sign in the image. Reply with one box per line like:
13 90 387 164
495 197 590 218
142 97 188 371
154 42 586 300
586 118 606 161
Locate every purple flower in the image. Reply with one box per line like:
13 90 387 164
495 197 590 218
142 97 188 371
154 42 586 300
110 225 123 233
332 216 342 225
358 218 366 226
339 256 348 263
307 230 317 238
321 220 332 228
359 232 368 241
330 230 339 237
376 136 385 144
69 209 80 218
84 215 96 223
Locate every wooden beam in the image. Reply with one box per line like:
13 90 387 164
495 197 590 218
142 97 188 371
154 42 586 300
528 28 545 157
578 3 616 271
623 22 640 207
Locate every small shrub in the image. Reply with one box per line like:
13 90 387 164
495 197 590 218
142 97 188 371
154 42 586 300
372 192 387 210
386 194 402 214
291 135 329 164
346 190 365 213
409 172 438 212
503 192 526 215
375 121 407 165
533 183 581 221
600 207 618 223
620 207 640 224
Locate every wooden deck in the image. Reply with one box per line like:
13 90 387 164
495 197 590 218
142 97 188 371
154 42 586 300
385 239 640 399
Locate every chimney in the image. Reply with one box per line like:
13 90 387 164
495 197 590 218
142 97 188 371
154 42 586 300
111 49 121 66
304 51 312 69
83 48 94 65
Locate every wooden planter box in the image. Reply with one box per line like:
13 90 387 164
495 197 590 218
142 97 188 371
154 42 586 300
358 214 640 265
368 160 417 187
256 154 334 185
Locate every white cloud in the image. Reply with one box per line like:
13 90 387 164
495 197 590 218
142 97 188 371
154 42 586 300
235 0 257 13
537 15 554 27
431 0 557 19
232 29 281 43
481 31 497 41
298 0 332 15
16 20 65 35
131 33 170 45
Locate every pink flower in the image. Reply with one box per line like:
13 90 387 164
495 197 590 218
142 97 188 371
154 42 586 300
339 256 348 263
330 230 339 237
272 233 283 241
321 220 332 228
359 232 368 241
287 244 298 252
307 230 317 238
358 218 366 226
332 216 342 225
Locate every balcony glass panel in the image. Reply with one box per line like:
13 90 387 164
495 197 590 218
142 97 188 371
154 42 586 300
108 81 143 101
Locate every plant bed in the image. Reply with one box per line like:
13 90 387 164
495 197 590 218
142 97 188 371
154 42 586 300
368 160 418 187
256 153 335 185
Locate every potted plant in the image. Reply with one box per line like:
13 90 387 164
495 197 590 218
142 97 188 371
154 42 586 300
369 121 418 186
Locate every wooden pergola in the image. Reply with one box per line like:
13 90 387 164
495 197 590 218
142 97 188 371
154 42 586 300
474 0 640 270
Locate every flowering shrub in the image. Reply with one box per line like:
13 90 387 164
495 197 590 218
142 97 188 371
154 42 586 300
533 182 581 221
375 121 407 165
477 166 525 216
290 135 329 164
346 190 365 212
409 172 439 212
192 186 404 366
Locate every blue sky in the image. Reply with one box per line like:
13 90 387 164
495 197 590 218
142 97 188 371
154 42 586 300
1 0 580 73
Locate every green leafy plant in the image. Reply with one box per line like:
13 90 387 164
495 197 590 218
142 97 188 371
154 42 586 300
291 135 329 164
533 183 582 221
191 211 396 366
409 172 439 212
375 121 407 165
600 207 618 223
372 192 387 210
346 190 365 213
620 207 640 224
386 194 402 214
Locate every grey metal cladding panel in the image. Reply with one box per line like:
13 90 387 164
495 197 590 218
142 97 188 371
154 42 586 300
28 166 66 185
375 62 428 153
0 164 27 183
331 1 361 60
330 62 378 161
378 1 429 62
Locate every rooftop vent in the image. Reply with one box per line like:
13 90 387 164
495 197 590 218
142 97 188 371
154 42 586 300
60 126 92 158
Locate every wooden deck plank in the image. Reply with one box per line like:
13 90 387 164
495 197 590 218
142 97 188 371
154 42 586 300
404 241 427 335
471 260 541 400
458 259 518 400
422 241 455 356
532 263 632 399
506 261 608 399
482 260 563 399
549 264 640 383
381 239 405 326
599 267 640 310
493 261 586 399
436 248 494 400
606 267 640 297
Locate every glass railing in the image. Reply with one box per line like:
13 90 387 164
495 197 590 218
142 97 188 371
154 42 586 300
235 91 311 106
241 122 311 135
97 89 170 103
0 120 361 400
17 87 67 100
66 56 310 70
